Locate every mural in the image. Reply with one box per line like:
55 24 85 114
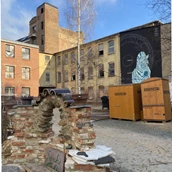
132 51 151 83
120 25 162 84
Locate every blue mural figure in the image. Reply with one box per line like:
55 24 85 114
132 51 151 83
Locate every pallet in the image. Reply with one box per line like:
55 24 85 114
110 118 140 122
143 119 172 123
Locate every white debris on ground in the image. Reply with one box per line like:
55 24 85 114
68 145 115 167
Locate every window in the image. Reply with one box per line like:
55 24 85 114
22 48 30 60
45 56 50 66
57 56 61 65
32 25 36 32
41 21 44 30
41 8 44 13
88 86 94 100
5 87 15 100
88 47 92 58
108 40 114 54
71 72 76 81
64 70 68 82
22 87 30 97
46 73 50 82
6 45 14 57
80 67 84 80
57 72 61 83
98 43 104 56
64 54 68 65
88 66 93 80
80 49 84 61
98 64 104 78
41 35 44 45
22 67 30 80
71 52 75 63
81 87 85 94
71 87 76 94
108 62 115 76
5 66 15 78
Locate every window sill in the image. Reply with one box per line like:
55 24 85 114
108 75 115 77
108 52 114 55
22 58 30 60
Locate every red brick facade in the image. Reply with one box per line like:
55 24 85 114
1 39 39 99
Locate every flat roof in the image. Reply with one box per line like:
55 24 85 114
1 38 39 48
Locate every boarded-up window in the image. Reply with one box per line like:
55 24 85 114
108 62 115 76
57 56 61 65
6 45 14 57
88 86 94 100
22 87 30 96
98 64 104 78
80 67 84 80
22 67 30 80
5 66 15 78
64 70 68 82
22 48 30 60
88 47 93 58
98 43 104 56
88 66 93 80
64 54 68 65
57 72 61 83
71 52 75 63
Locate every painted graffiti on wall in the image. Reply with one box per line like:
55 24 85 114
120 25 162 84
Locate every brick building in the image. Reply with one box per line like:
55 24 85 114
1 39 39 100
17 2 83 54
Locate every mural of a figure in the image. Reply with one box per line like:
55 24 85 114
132 51 151 83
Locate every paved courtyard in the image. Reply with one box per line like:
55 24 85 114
52 108 172 172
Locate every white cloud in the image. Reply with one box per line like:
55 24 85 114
1 0 34 40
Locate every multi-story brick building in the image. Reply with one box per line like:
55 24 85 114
54 21 171 103
55 33 121 103
17 2 83 54
1 39 39 100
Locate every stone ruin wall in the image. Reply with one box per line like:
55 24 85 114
2 94 96 165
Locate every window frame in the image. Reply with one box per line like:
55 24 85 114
22 87 30 97
45 55 50 66
98 43 104 56
45 72 50 82
57 72 61 83
98 63 104 78
5 66 15 78
6 44 15 58
108 62 115 77
108 40 114 54
22 67 30 80
22 48 30 60
88 66 93 80
57 56 61 65
71 52 75 63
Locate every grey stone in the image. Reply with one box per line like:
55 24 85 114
2 165 24 172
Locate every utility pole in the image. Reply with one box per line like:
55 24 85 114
77 0 81 94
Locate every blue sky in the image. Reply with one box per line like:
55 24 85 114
1 0 160 42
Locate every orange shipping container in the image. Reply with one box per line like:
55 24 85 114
141 77 171 121
108 84 142 121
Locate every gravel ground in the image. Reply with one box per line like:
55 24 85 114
52 108 172 172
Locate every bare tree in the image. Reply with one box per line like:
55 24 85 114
64 0 96 94
146 0 171 22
